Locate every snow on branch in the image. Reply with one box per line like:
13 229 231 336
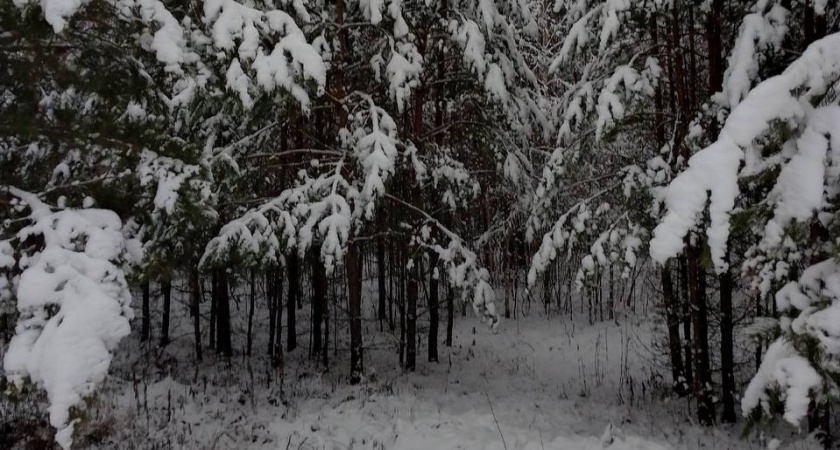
650 32 840 273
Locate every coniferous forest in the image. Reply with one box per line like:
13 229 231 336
2 0 840 449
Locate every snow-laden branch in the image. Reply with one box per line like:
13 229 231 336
650 32 840 273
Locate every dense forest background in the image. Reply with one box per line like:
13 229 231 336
2 0 840 449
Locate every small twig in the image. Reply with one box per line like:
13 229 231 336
482 378 508 450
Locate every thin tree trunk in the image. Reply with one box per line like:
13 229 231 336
216 270 232 358
160 278 171 347
446 281 454 347
347 241 364 383
312 256 326 359
190 269 202 361
661 263 687 396
247 270 255 357
679 256 693 388
377 223 387 331
720 252 736 423
428 252 439 362
141 279 150 343
406 259 418 371
268 273 276 359
287 253 298 352
275 267 283 368
210 271 217 350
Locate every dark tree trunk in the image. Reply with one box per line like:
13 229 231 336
428 252 439 363
661 263 687 396
608 265 615 321
210 271 217 350
160 278 171 347
190 269 202 361
406 259 418 371
687 241 713 426
287 253 298 352
268 273 276 358
347 241 364 383
446 281 454 347
680 256 693 388
141 279 150 342
720 254 736 423
312 256 326 359
377 221 387 331
216 270 232 358
275 267 283 369
247 271 256 357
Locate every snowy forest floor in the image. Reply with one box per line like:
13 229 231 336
5 288 819 450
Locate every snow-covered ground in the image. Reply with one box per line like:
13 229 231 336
17 291 804 450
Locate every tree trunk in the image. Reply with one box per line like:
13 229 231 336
160 278 171 347
446 281 454 347
377 224 387 331
608 264 615 321
275 267 283 368
428 252 439 363
312 255 326 359
210 271 217 350
287 253 298 352
687 241 713 425
719 253 736 423
680 256 693 388
247 270 256 357
347 240 364 383
190 269 202 361
141 279 151 343
268 273 276 359
661 263 687 396
406 259 418 371
216 270 232 358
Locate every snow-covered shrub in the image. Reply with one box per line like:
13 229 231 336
2 188 137 449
